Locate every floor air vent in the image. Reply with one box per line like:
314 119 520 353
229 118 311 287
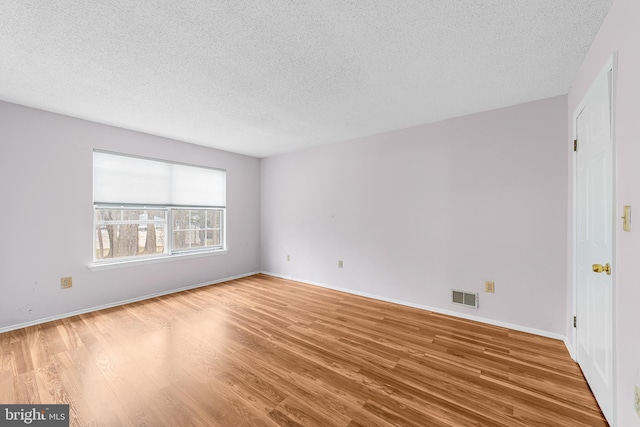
451 289 479 308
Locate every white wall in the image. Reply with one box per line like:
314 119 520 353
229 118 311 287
261 95 568 336
0 101 261 330
567 0 640 424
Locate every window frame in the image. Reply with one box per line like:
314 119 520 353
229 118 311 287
93 204 227 265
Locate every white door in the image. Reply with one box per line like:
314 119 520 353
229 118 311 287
575 61 614 423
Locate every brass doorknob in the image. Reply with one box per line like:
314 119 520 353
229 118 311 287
592 263 611 275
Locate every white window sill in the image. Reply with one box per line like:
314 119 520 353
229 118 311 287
88 249 228 271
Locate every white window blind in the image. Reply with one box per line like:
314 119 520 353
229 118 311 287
93 151 226 207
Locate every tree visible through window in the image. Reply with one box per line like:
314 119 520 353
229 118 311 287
94 208 167 259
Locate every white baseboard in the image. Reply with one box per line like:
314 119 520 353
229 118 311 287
261 271 566 342
0 271 260 334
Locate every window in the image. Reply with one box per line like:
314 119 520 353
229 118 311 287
93 151 226 264
172 208 223 252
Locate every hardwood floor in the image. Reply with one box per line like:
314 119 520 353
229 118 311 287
0 274 607 426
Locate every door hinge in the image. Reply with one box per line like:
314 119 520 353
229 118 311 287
574 139 577 152
573 316 577 328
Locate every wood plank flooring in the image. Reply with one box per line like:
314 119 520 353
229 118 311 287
0 274 607 426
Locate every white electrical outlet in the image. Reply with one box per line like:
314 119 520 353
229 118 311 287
338 260 343 268
286 254 290 261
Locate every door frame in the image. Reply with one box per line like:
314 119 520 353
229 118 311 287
571 52 617 424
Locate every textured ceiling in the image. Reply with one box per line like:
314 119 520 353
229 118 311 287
0 1 612 158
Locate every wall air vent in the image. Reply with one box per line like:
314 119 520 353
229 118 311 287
451 289 479 309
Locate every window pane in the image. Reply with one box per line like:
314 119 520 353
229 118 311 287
173 210 190 231
173 230 204 250
207 210 221 228
190 209 206 230
207 229 221 246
